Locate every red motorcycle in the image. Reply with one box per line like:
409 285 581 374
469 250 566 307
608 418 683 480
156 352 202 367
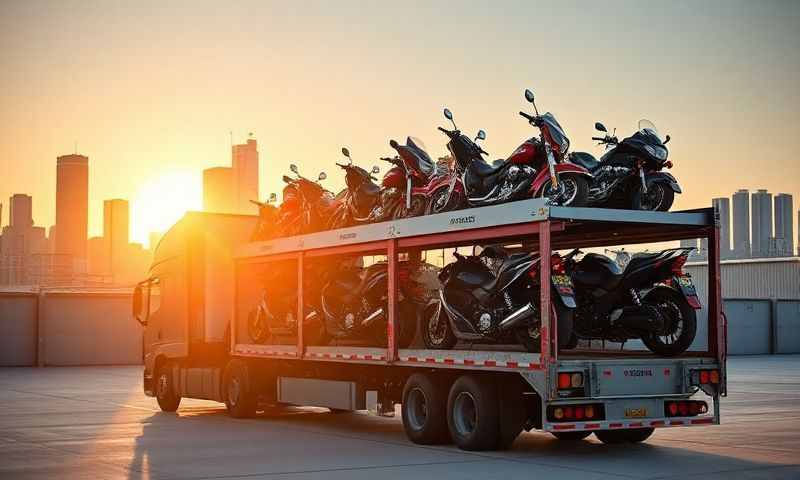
514 89 590 206
380 137 460 216
276 164 339 236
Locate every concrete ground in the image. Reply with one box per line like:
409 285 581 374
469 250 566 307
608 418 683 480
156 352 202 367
0 356 798 480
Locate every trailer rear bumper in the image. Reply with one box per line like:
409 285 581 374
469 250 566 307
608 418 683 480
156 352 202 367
543 415 717 432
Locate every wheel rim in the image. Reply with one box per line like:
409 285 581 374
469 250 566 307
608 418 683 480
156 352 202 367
453 391 478 437
655 300 684 346
157 373 169 399
544 178 578 206
430 190 453 213
227 377 241 407
426 302 448 346
406 387 428 431
641 185 665 210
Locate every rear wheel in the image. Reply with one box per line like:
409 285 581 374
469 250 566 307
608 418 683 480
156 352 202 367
631 182 674 211
641 288 697 356
539 174 589 207
223 359 257 418
595 427 654 444
421 301 457 349
402 373 451 444
155 361 181 412
552 431 592 441
447 376 500 451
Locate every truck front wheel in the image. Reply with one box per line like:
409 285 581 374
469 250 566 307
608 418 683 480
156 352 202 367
223 359 257 418
155 361 181 412
401 373 451 444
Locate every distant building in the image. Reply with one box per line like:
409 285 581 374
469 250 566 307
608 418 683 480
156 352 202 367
55 154 89 274
203 166 236 213
9 194 33 228
0 194 48 285
732 189 750 258
712 197 731 259
751 189 772 258
104 199 129 274
774 193 794 256
232 138 259 214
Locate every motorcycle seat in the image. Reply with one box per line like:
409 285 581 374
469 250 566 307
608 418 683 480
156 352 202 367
360 181 382 198
570 152 601 173
482 252 536 292
492 159 505 168
471 159 506 178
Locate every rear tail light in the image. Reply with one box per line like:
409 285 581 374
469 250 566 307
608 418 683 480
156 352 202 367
558 372 583 389
693 369 720 385
551 254 565 274
549 403 604 422
671 255 688 274
665 400 707 417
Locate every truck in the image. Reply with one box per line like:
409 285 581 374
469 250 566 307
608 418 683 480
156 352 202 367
133 199 726 450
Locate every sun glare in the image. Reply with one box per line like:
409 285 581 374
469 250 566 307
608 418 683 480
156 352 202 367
131 170 203 247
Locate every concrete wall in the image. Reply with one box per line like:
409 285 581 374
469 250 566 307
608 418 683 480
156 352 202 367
0 289 142 366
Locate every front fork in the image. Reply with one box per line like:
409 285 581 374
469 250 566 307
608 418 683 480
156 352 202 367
638 163 648 193
405 174 413 210
546 144 559 189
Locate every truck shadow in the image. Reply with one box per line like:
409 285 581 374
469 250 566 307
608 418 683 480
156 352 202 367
128 407 799 479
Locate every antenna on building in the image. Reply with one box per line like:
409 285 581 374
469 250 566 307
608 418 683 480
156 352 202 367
229 130 233 147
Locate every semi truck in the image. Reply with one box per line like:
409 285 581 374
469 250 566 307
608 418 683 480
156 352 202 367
133 199 726 450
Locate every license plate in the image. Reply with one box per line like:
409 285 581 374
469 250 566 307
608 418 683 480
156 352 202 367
624 407 648 418
677 275 697 296
551 275 572 287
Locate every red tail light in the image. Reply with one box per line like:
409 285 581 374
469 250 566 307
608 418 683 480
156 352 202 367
665 400 707 417
671 254 688 274
693 369 720 385
551 254 565 274
548 403 604 422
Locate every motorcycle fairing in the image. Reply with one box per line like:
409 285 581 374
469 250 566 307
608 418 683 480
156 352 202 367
645 171 682 193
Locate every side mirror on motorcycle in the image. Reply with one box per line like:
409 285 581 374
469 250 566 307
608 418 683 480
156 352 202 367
371 165 380 174
341 147 351 161
268 193 277 203
474 129 486 142
318 172 327 181
595 122 607 132
443 108 458 130
664 134 671 144
290 164 299 174
389 139 399 149
524 89 535 103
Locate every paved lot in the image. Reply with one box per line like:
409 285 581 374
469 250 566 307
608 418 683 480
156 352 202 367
1 356 798 480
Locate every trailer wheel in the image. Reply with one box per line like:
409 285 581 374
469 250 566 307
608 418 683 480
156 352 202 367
552 431 592 441
155 361 181 412
223 359 257 418
595 427 654 444
401 373 451 444
447 375 500 451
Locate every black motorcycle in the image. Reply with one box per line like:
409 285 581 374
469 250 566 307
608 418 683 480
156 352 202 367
560 247 700 356
327 148 384 229
421 246 576 352
569 119 680 211
320 260 439 347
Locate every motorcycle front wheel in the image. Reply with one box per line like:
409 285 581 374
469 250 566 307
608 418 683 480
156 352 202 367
631 182 674 211
538 174 589 207
427 188 465 214
421 301 457 349
641 288 697 356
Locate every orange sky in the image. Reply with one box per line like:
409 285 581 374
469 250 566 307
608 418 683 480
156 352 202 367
1 1 799 247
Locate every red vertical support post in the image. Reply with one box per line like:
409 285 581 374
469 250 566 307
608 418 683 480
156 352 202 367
708 225 723 362
539 220 552 367
387 239 398 362
297 252 304 359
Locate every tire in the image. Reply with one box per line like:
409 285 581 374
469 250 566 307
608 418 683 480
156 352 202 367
421 301 457 350
401 373 451 445
552 431 592 441
447 376 500 451
641 288 697 356
154 361 181 412
539 175 589 207
595 427 654 444
631 183 675 211
427 187 465 214
223 359 257 418
247 307 270 344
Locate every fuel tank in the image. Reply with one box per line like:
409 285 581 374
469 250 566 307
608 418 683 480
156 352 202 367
572 253 623 292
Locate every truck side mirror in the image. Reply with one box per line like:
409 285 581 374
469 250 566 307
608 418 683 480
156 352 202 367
133 284 147 326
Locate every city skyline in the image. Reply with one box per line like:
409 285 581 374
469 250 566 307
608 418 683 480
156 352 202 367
2 1 799 245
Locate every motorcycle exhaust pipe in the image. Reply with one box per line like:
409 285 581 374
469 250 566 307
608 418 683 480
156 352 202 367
498 303 535 330
361 308 385 327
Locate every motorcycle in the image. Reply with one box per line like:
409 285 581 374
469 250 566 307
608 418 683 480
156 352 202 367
559 247 700 356
320 259 440 347
327 148 385 229
421 246 576 352
381 137 464 218
250 194 280 241
277 164 338 236
512 89 591 206
569 119 679 211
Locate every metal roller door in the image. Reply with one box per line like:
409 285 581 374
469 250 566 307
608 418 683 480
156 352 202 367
776 301 800 354
723 300 771 355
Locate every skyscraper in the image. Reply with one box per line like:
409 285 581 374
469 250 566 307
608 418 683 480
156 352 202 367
232 138 259 214
712 197 731 259
751 189 772 258
103 199 129 275
732 189 750 258
9 194 33 227
55 154 89 273
203 167 236 213
774 193 794 256
0 194 47 285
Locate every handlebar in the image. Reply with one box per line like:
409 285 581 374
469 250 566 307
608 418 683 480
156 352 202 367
282 175 293 184
591 137 605 141
336 162 349 169
519 111 536 122
564 248 582 260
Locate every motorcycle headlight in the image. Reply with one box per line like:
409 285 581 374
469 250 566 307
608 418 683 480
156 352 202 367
645 145 668 161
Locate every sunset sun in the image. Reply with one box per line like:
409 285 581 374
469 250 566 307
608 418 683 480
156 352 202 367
131 170 202 247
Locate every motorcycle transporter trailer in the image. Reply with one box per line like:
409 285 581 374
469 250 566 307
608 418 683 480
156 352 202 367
134 198 726 450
